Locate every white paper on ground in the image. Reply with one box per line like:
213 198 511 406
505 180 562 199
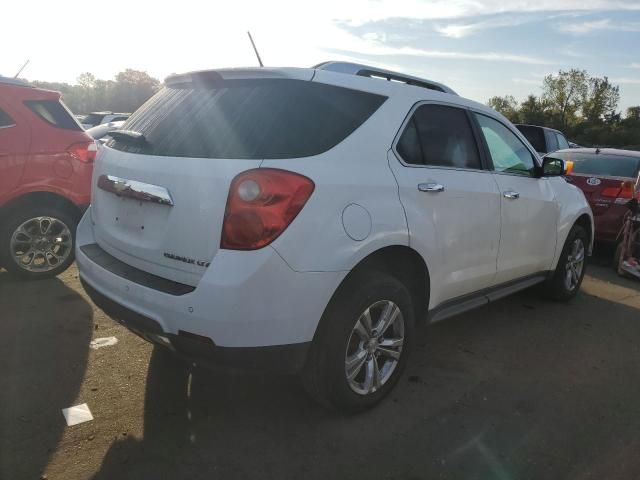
90 336 118 349
62 403 94 426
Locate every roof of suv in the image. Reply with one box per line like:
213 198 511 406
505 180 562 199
0 77 59 100
0 76 31 87
515 124 565 134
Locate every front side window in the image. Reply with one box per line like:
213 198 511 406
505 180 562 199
396 104 481 169
475 114 536 177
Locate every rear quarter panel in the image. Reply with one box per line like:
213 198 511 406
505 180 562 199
262 88 417 274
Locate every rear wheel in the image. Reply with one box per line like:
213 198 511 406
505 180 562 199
0 205 77 279
301 271 414 412
544 224 588 301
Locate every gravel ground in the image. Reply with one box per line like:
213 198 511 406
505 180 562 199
1 251 640 480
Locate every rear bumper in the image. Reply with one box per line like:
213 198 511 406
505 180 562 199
76 207 345 366
82 278 310 373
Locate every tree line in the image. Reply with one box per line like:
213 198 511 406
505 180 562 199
488 69 640 150
29 68 639 150
30 69 161 115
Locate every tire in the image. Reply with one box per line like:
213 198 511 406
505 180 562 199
301 270 415 412
0 205 77 279
544 224 588 301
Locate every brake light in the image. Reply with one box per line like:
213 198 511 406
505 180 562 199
221 169 315 250
68 141 98 163
602 181 639 204
602 187 621 198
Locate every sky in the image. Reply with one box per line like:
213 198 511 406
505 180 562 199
3 0 640 111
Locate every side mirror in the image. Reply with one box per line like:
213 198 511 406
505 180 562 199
541 156 572 177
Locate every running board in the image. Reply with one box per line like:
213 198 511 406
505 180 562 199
427 272 549 323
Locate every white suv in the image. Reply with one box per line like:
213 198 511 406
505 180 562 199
76 62 593 411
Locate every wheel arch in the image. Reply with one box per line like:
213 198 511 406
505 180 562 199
0 191 83 224
322 245 431 328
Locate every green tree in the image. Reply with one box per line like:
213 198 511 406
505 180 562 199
542 69 588 130
582 76 619 124
487 95 519 121
626 106 640 121
111 69 161 112
518 95 549 125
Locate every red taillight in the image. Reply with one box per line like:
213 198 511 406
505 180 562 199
68 141 98 163
603 181 637 200
601 187 621 198
221 168 315 250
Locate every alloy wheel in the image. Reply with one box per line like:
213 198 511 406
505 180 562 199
344 300 405 395
564 238 585 291
9 216 73 273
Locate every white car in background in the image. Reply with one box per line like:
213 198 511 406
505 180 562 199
81 111 129 129
86 120 125 145
76 62 593 411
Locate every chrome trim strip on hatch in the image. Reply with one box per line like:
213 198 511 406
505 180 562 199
97 175 174 206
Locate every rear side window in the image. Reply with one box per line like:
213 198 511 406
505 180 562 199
396 104 481 169
0 108 15 128
545 129 559 152
555 152 640 178
110 79 386 159
556 133 570 150
25 100 82 130
516 125 546 153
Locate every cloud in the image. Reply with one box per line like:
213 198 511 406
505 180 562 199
434 15 531 39
610 77 640 84
512 77 544 86
329 44 553 65
629 62 640 68
333 0 640 25
556 18 640 34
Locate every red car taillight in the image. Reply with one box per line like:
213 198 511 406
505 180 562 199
602 181 639 201
68 141 98 163
221 168 315 250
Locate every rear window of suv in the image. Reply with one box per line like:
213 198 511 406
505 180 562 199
25 100 82 130
555 152 640 178
515 125 546 153
109 79 386 159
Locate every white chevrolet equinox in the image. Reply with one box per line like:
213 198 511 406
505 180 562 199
77 62 593 411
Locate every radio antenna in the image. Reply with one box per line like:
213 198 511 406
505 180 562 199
14 59 30 78
247 31 264 67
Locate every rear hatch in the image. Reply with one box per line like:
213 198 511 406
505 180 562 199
91 68 387 286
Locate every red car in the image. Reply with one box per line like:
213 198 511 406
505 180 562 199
0 77 96 279
553 148 640 243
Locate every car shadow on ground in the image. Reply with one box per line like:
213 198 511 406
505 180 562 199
90 270 640 480
0 270 94 480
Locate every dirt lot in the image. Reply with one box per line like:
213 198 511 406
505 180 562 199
2 252 640 480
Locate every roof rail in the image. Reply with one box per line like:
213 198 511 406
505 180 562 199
313 61 457 95
0 76 31 87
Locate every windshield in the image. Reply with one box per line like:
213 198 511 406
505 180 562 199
555 151 640 178
110 80 386 159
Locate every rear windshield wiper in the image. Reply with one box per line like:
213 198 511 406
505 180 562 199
109 130 148 146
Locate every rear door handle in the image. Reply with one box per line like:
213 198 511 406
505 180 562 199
503 191 520 199
418 183 445 193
